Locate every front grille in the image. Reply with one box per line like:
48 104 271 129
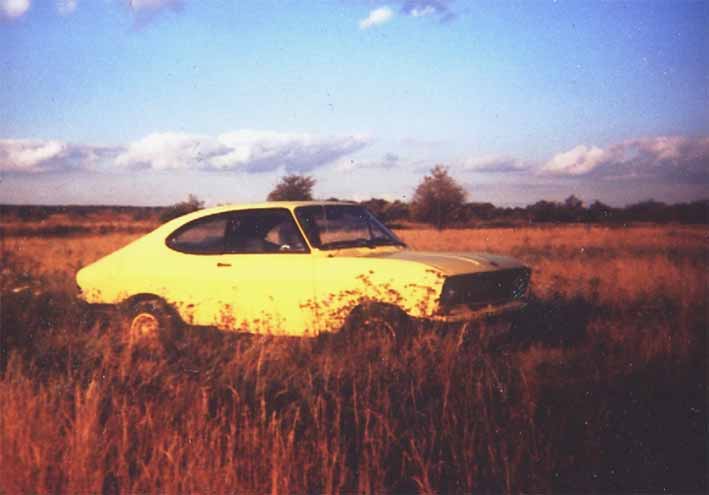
439 268 531 309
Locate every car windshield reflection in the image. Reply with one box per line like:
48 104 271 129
295 204 406 250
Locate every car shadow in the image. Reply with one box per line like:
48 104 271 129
505 294 598 349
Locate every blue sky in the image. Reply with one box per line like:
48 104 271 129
1 0 707 206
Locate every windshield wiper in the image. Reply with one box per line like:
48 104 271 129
369 238 407 247
320 239 374 250
320 238 405 250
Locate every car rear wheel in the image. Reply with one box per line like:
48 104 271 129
122 298 182 350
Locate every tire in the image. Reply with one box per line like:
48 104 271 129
121 298 182 350
342 304 412 349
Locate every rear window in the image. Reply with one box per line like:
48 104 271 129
166 214 229 254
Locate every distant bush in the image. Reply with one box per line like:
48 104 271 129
360 198 410 224
16 205 51 222
131 208 156 222
159 194 205 223
1 196 706 229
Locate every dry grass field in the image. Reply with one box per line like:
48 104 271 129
1 221 706 493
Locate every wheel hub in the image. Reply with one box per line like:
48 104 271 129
130 312 159 339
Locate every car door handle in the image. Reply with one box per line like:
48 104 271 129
216 262 232 267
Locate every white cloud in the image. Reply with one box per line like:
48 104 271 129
127 0 181 12
462 154 528 173
359 6 394 29
0 139 118 173
214 130 369 173
0 139 66 173
401 0 456 22
57 0 77 15
410 6 435 17
3 131 369 175
541 136 709 182
114 130 370 173
127 0 183 25
114 132 229 171
542 145 607 176
622 136 709 181
0 0 30 19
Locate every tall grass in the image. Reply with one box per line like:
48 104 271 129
1 225 706 493
1 297 545 493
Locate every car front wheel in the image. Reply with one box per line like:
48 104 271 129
342 303 412 349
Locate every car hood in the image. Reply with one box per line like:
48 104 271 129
367 249 526 276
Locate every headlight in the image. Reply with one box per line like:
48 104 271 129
439 278 462 306
442 286 457 303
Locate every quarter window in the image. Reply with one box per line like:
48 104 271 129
166 214 229 254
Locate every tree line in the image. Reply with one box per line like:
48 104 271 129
264 166 708 227
2 165 706 227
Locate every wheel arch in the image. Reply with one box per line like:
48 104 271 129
349 300 409 318
121 292 167 308
342 300 411 331
119 293 183 322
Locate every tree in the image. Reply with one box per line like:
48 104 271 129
461 202 497 221
411 165 467 229
267 174 316 201
587 200 615 222
159 194 204 222
564 195 583 210
526 200 556 223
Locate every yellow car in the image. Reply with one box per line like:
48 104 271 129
77 201 531 343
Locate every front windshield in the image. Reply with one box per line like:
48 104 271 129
295 205 406 250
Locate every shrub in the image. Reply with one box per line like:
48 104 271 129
159 195 204 223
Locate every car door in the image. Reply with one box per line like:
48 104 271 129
297 204 397 332
160 211 237 326
216 208 316 335
160 209 315 335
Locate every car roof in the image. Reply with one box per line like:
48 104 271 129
165 200 359 226
202 200 355 214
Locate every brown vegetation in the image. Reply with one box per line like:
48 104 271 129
1 222 706 493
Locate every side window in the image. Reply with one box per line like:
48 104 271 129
321 206 369 245
166 214 228 254
225 209 308 254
